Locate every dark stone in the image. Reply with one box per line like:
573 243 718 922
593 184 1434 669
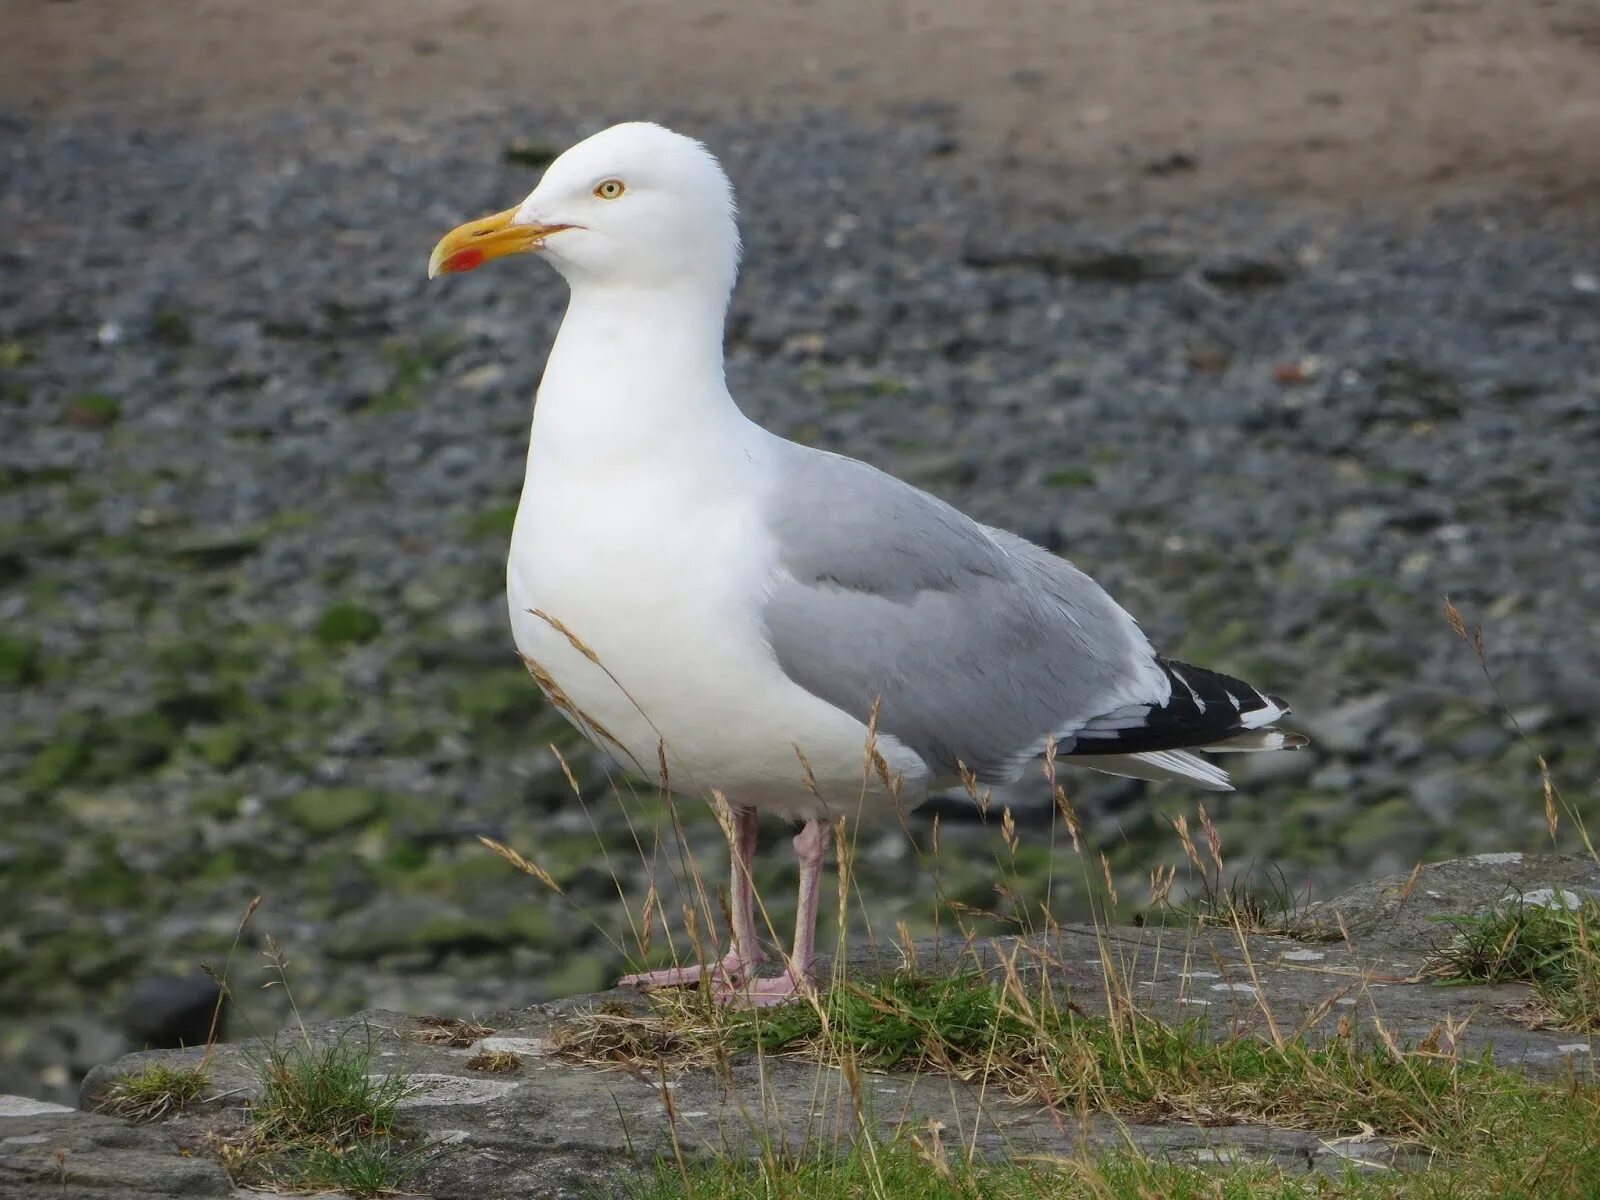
1199 254 1294 290
119 975 224 1052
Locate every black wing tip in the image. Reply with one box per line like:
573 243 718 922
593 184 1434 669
1069 658 1297 758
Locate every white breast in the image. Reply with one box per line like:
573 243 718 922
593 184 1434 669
506 429 929 821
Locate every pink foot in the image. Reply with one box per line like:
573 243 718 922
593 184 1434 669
617 951 756 991
716 972 813 1008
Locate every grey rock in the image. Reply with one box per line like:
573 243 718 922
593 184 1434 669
0 1107 230 1199
1299 852 1600 949
1301 694 1393 756
1409 772 1462 824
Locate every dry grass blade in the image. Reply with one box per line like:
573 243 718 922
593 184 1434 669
414 1015 494 1048
477 835 564 894
549 1004 721 1075
529 608 601 664
707 789 737 844
466 1049 522 1074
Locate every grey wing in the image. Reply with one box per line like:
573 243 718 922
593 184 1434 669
760 444 1173 784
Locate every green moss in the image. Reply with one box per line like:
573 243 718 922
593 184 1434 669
22 738 91 792
195 846 252 883
314 602 382 646
863 375 910 398
329 905 560 961
281 677 345 715
192 725 253 770
1044 466 1097 488
452 667 543 730
151 308 193 346
385 849 509 894
0 463 77 491
367 336 457 412
1342 797 1425 859
64 392 122 428
287 787 388 836
0 634 43 686
381 838 429 874
166 530 262 569
77 839 143 907
462 503 519 542
541 954 608 997
193 791 243 820
503 139 559 168
96 709 180 776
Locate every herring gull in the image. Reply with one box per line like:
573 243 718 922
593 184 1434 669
428 122 1306 1005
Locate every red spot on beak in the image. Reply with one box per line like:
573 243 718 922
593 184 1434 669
443 247 485 273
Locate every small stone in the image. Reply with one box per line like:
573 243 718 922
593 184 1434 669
394 1072 520 1108
1517 887 1584 910
1409 773 1460 824
1200 254 1293 290
0 1095 74 1117
477 1037 548 1057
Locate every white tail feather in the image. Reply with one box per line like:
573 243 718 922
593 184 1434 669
1082 749 1234 792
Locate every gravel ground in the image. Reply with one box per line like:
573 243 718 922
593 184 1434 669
2 103 1598 1104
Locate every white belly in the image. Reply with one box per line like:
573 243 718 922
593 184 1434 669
506 463 929 821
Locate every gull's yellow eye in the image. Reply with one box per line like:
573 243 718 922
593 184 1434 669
594 179 625 200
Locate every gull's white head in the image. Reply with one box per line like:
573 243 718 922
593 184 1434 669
428 122 740 295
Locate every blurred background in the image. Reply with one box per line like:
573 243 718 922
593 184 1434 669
2 0 1598 1106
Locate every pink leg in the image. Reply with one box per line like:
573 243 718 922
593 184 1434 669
618 806 767 990
731 817 830 1007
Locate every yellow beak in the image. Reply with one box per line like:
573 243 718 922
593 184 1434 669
427 208 570 279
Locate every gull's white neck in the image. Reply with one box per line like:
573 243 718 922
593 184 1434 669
529 280 749 467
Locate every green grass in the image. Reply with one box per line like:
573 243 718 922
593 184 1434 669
565 972 1575 1145
623 1124 1600 1199
1168 861 1316 938
1431 891 1600 1030
221 1029 423 1197
94 1061 209 1121
561 969 1600 1199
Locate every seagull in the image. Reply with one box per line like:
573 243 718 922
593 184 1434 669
428 122 1306 1005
